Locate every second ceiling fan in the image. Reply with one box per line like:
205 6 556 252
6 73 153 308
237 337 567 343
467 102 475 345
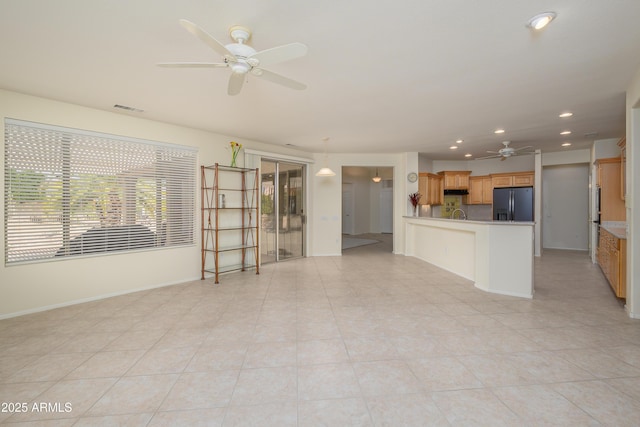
476 141 535 161
158 19 308 95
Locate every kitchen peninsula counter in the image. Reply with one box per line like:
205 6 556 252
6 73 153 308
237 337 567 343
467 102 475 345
404 216 534 298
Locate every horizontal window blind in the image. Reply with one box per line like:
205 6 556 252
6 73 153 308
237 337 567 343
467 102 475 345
4 119 197 264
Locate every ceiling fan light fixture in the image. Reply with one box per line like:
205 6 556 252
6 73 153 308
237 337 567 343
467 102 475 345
231 62 251 74
527 12 556 30
162 20 308 95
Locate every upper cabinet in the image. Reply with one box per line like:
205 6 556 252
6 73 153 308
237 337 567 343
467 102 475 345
491 171 534 188
618 137 626 201
467 176 492 205
418 173 443 205
596 157 625 221
438 171 471 190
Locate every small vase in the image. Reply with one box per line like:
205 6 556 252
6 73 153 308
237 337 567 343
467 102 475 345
230 158 237 167
413 205 419 217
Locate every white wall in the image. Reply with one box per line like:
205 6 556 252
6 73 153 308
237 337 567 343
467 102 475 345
426 156 535 175
595 138 623 159
0 89 309 318
542 149 591 166
423 151 592 175
626 66 640 319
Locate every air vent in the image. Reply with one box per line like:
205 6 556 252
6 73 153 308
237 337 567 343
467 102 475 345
113 104 144 113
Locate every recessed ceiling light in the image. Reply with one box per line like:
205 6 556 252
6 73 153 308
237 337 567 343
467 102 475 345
559 112 573 118
494 129 505 134
449 145 458 150
562 142 572 147
527 12 557 30
456 139 463 144
560 130 571 135
464 153 472 158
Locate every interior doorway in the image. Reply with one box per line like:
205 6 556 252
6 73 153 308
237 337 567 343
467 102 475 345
341 166 394 252
261 160 306 263
542 163 590 250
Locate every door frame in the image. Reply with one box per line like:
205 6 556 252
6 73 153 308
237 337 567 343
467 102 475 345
342 183 355 235
260 158 307 263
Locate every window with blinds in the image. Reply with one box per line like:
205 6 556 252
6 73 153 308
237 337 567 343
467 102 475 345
4 119 197 264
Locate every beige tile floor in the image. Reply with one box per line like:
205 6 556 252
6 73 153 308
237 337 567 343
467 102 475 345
1 235 640 426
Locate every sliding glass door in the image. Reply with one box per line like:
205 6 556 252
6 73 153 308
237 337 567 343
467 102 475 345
261 160 305 263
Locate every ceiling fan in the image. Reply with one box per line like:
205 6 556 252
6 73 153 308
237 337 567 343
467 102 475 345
476 141 535 161
158 19 308 95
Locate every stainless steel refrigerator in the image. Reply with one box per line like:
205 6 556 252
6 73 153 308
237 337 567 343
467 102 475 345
493 186 534 221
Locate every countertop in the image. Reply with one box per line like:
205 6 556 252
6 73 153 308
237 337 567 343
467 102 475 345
404 216 535 226
601 221 627 239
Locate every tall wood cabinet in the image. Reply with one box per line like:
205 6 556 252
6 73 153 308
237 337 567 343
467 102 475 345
596 157 625 221
201 164 259 283
418 173 443 205
618 137 626 200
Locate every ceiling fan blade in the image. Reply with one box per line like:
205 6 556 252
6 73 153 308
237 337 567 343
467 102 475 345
228 73 245 95
513 145 533 152
250 42 308 67
475 154 501 160
157 62 228 68
253 68 306 90
179 19 237 60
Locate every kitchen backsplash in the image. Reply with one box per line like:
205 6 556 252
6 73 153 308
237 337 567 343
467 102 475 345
424 202 492 221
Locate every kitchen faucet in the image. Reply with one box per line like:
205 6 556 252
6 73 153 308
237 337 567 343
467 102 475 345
450 208 467 220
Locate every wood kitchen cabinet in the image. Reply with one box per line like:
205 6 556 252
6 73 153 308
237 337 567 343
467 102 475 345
467 175 492 205
491 171 534 188
618 137 626 200
418 173 443 205
596 157 625 221
482 176 493 204
438 171 471 190
597 228 626 298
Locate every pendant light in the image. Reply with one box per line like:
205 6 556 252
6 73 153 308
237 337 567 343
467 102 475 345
372 168 382 183
315 137 336 177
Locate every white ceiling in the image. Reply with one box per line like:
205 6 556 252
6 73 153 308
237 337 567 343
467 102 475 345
1 1 639 160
